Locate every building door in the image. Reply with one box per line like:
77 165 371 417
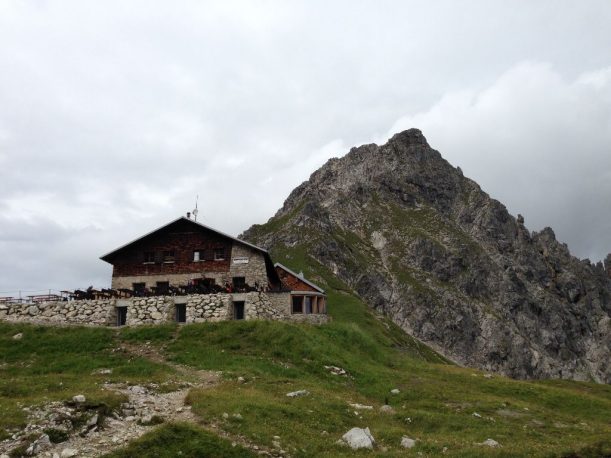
116 307 127 326
175 304 186 323
233 301 245 320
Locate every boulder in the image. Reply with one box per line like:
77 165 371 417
341 427 375 450
401 436 416 449
480 438 500 447
26 434 52 455
72 394 86 403
286 390 309 398
60 449 79 458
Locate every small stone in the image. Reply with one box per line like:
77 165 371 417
480 438 499 447
237 376 246 383
222 412 229 419
61 449 79 458
390 388 400 394
286 390 309 398
401 436 416 449
12 333 23 340
472 412 482 418
379 404 395 414
92 368 113 375
341 427 375 450
349 403 373 410
87 414 99 427
128 385 146 394
72 395 86 403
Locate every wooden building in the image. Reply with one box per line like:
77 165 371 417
97 216 327 322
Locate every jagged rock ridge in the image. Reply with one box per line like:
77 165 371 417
243 129 611 383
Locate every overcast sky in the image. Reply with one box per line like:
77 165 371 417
1 1 610 294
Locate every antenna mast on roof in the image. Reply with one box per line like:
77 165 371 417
192 195 199 222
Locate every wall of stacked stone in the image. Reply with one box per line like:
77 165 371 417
187 293 232 322
128 296 174 325
0 292 328 326
0 299 115 326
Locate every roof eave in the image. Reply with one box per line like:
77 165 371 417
100 216 269 264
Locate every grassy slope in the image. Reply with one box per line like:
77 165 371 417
0 245 610 456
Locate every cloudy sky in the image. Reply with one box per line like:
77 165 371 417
1 1 610 294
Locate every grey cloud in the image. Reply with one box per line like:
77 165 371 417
1 1 611 291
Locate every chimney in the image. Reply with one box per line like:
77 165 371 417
186 212 191 219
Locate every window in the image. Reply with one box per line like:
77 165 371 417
305 296 313 314
232 276 245 289
143 251 155 263
156 281 169 295
163 250 175 263
133 283 146 296
292 296 303 314
214 247 225 261
193 250 200 262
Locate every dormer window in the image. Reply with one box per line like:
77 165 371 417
214 247 225 261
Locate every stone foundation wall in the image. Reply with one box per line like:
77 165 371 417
0 292 328 327
0 299 115 326
187 293 232 322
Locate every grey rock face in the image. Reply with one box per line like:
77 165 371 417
243 128 611 383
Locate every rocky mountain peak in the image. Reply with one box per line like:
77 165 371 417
244 128 611 383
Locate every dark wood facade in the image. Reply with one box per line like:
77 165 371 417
105 219 233 278
100 217 281 288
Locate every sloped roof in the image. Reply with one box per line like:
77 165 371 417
274 262 325 294
100 216 270 262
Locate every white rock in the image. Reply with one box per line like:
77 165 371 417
92 368 113 375
472 412 482 418
286 390 309 398
72 394 86 403
480 438 499 447
401 436 416 448
87 414 99 427
379 404 395 414
390 388 400 394
61 449 79 458
12 333 23 340
349 403 373 410
129 385 146 394
341 427 375 450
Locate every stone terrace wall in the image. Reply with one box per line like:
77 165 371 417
0 299 115 326
0 292 328 326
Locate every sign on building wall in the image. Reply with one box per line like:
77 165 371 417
233 257 249 264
